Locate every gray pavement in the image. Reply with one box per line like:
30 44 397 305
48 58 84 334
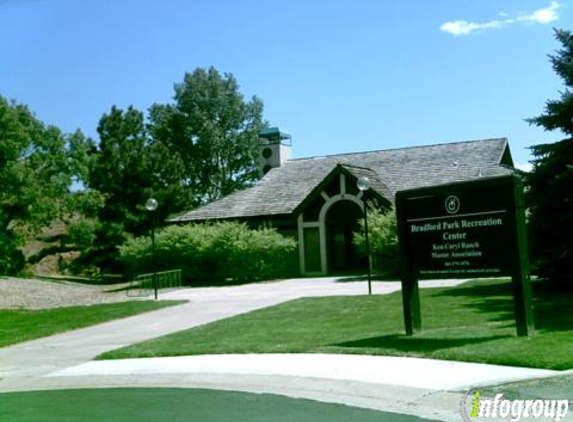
1 277 571 422
0 277 464 380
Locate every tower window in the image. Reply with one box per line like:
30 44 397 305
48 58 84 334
262 148 273 159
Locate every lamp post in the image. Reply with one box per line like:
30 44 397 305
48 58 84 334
357 176 372 295
145 198 158 300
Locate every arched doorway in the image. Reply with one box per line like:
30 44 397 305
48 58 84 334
324 200 363 273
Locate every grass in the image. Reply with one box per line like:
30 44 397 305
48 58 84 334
99 279 573 370
0 388 436 422
483 374 573 400
0 300 185 347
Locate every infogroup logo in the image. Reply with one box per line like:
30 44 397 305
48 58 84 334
461 389 570 422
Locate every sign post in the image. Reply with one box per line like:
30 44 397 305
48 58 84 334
395 175 534 337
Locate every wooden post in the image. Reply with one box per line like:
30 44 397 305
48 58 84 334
396 201 422 335
511 176 535 336
401 273 421 335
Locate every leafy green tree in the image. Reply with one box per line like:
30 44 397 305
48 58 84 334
85 105 188 270
353 207 400 276
0 95 94 274
149 66 266 204
526 29 573 288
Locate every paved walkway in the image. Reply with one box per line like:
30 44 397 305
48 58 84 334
0 277 569 422
0 277 463 379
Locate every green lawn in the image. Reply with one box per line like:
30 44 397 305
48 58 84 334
99 279 573 369
0 388 438 422
0 301 185 347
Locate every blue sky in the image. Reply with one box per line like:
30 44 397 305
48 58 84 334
1 0 570 169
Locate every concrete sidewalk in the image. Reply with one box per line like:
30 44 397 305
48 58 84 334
48 354 558 392
0 277 465 380
1 354 560 422
0 277 568 422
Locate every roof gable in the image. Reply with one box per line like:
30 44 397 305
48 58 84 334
293 163 392 216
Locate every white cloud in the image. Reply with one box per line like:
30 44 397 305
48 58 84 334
440 1 560 36
518 1 560 24
440 19 507 36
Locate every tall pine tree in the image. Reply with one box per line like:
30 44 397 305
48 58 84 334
526 29 573 288
85 105 188 270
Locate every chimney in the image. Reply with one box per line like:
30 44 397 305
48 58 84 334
258 127 292 176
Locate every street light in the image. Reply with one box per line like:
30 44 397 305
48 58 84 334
145 198 159 300
357 176 372 295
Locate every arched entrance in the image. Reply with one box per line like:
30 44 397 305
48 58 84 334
324 200 363 273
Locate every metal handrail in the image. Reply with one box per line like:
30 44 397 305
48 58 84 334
127 269 182 297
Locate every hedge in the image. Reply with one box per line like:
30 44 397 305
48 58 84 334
119 221 297 284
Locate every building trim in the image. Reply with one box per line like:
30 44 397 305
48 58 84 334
317 189 365 274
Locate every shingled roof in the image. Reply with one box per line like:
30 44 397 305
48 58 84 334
168 138 514 222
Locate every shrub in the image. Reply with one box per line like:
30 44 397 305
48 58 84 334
353 207 400 277
0 233 25 275
119 221 297 283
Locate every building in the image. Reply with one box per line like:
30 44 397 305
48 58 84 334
168 129 516 276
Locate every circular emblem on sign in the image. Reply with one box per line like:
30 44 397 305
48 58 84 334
445 195 460 214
